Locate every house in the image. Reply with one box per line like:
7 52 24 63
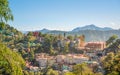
35 53 48 68
73 56 89 64
56 54 89 64
56 55 65 63
35 53 89 70
64 54 74 64
37 58 48 67
47 56 56 66
85 42 106 50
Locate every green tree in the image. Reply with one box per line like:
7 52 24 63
29 71 34 75
0 22 5 30
63 43 69 54
46 69 59 75
72 63 94 75
102 52 114 74
107 71 119 75
0 0 13 42
64 72 75 75
102 52 120 75
38 32 42 37
67 35 73 41
0 43 25 75
27 32 33 36
106 35 118 47
108 39 120 53
79 34 85 47
41 35 55 54
58 34 63 40
29 49 35 61
0 0 13 22
23 71 29 75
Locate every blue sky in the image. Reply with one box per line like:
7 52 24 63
8 0 120 31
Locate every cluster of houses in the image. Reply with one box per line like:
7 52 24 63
25 32 106 72
34 53 99 71
35 53 89 67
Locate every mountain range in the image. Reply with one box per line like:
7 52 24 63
23 24 120 42
39 24 114 33
72 24 113 32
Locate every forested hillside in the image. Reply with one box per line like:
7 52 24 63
38 29 120 42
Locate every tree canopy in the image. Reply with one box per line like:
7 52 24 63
106 35 118 47
0 43 25 75
0 0 13 22
101 52 120 75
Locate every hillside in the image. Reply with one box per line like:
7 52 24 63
69 30 120 42
0 24 23 42
22 25 120 42
37 24 119 42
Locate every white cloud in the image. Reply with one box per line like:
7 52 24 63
109 22 120 29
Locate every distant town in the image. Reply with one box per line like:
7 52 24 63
1 0 120 75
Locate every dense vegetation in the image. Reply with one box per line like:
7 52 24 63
0 43 25 75
0 0 120 75
101 52 120 75
64 63 102 75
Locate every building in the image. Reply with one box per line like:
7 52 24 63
56 55 65 63
56 54 89 64
73 55 89 64
35 53 48 68
64 54 74 64
85 42 106 50
47 56 56 66
35 53 89 69
36 58 48 68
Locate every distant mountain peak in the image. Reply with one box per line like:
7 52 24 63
39 28 50 33
72 24 113 32
41 28 49 31
86 24 96 27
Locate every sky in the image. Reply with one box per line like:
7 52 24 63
8 0 120 31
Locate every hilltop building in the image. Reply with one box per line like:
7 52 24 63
85 42 106 50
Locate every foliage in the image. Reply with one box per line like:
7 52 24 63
67 35 73 40
64 63 101 75
23 71 42 75
104 38 120 55
106 35 118 47
0 22 5 30
63 43 69 53
27 32 33 36
64 72 75 75
46 69 59 75
72 63 94 75
0 0 13 22
0 43 25 75
102 52 120 75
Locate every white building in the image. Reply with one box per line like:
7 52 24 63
37 58 48 67
35 53 89 68
73 56 89 64
35 53 48 68
56 54 89 64
56 55 65 63
64 54 74 64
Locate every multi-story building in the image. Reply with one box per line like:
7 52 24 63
85 42 106 50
